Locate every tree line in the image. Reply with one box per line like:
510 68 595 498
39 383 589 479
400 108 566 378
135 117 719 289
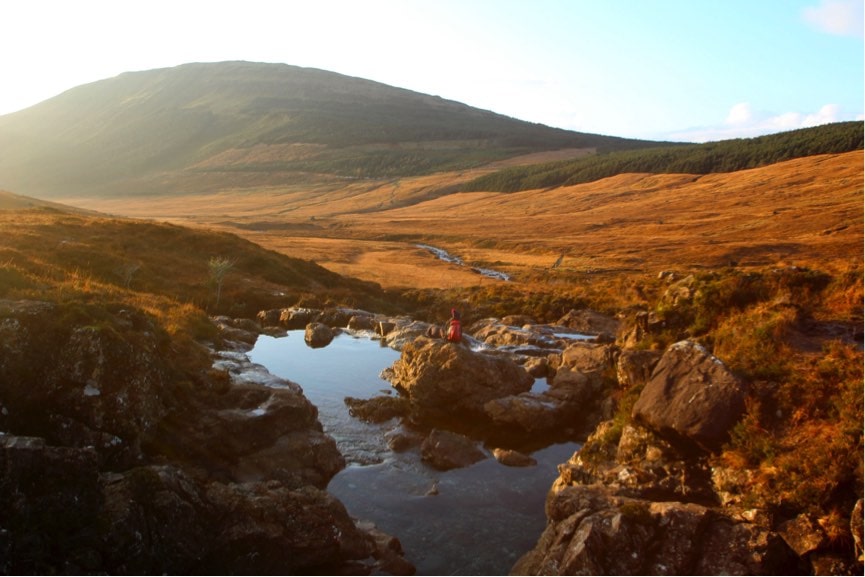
461 121 864 193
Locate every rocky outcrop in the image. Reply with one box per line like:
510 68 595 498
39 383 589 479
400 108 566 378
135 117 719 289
512 483 799 575
510 335 822 575
631 340 747 453
386 337 533 422
0 300 413 574
483 342 618 438
0 300 174 469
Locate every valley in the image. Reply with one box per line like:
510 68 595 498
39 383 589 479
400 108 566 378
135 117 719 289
62 150 863 290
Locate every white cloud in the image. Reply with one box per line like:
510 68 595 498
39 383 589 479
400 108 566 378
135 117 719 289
802 0 864 37
725 102 754 125
667 102 855 142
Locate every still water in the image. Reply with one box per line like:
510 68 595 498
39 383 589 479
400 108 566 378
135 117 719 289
248 331 579 575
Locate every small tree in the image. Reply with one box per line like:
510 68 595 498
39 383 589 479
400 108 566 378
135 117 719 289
208 256 236 310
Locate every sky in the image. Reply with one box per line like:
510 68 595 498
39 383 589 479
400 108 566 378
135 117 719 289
0 0 862 142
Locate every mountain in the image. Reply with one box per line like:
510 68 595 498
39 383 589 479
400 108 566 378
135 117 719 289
0 61 664 199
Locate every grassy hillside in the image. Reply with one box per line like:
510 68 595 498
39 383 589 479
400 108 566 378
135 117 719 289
462 122 864 192
0 207 399 323
0 61 663 198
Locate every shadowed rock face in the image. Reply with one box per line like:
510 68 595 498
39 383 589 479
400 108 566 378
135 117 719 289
0 300 412 575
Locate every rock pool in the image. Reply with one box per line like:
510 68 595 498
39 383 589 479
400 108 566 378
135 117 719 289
248 330 579 575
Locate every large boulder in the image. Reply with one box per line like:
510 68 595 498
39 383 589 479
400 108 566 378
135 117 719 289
631 340 747 453
512 484 799 575
386 338 533 421
150 363 344 489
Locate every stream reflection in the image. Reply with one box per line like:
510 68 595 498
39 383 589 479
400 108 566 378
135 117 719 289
248 331 579 575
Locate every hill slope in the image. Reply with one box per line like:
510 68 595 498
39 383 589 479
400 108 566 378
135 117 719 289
0 61 660 198
0 206 396 318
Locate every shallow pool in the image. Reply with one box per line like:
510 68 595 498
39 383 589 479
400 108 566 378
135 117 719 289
248 331 578 575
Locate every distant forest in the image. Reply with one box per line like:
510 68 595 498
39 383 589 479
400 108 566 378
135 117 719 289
462 121 864 193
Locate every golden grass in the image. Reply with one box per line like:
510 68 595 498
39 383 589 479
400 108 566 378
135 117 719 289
61 151 863 292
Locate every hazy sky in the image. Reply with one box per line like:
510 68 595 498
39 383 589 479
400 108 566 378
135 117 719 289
1 0 862 142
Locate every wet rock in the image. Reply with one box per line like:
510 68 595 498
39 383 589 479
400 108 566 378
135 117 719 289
376 320 396 337
387 338 533 421
492 447 537 467
484 393 565 434
347 314 376 331
421 429 486 471
304 322 334 348
213 316 259 345
345 395 410 423
384 424 425 452
355 521 417 575
556 308 620 339
631 340 747 453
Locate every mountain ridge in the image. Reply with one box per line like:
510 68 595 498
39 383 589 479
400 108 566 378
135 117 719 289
0 61 662 198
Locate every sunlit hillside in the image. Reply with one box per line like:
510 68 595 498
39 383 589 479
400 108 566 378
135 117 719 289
64 151 863 291
0 61 661 199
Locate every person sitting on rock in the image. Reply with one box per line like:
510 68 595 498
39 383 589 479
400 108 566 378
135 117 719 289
446 308 462 343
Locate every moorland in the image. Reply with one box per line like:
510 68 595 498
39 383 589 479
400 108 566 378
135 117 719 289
0 61 862 574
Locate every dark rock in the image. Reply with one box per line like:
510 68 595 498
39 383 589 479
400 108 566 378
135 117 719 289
631 340 747 453
257 308 282 327
102 464 385 575
513 484 800 576
484 393 566 433
384 424 425 452
148 381 344 489
0 300 174 468
304 322 334 348
347 314 376 331
345 395 410 423
420 429 486 471
0 436 103 575
376 320 396 337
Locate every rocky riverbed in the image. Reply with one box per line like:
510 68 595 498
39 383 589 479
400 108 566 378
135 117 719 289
1 296 861 575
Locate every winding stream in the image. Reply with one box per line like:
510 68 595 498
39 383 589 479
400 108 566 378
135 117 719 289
416 244 511 281
248 330 579 575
